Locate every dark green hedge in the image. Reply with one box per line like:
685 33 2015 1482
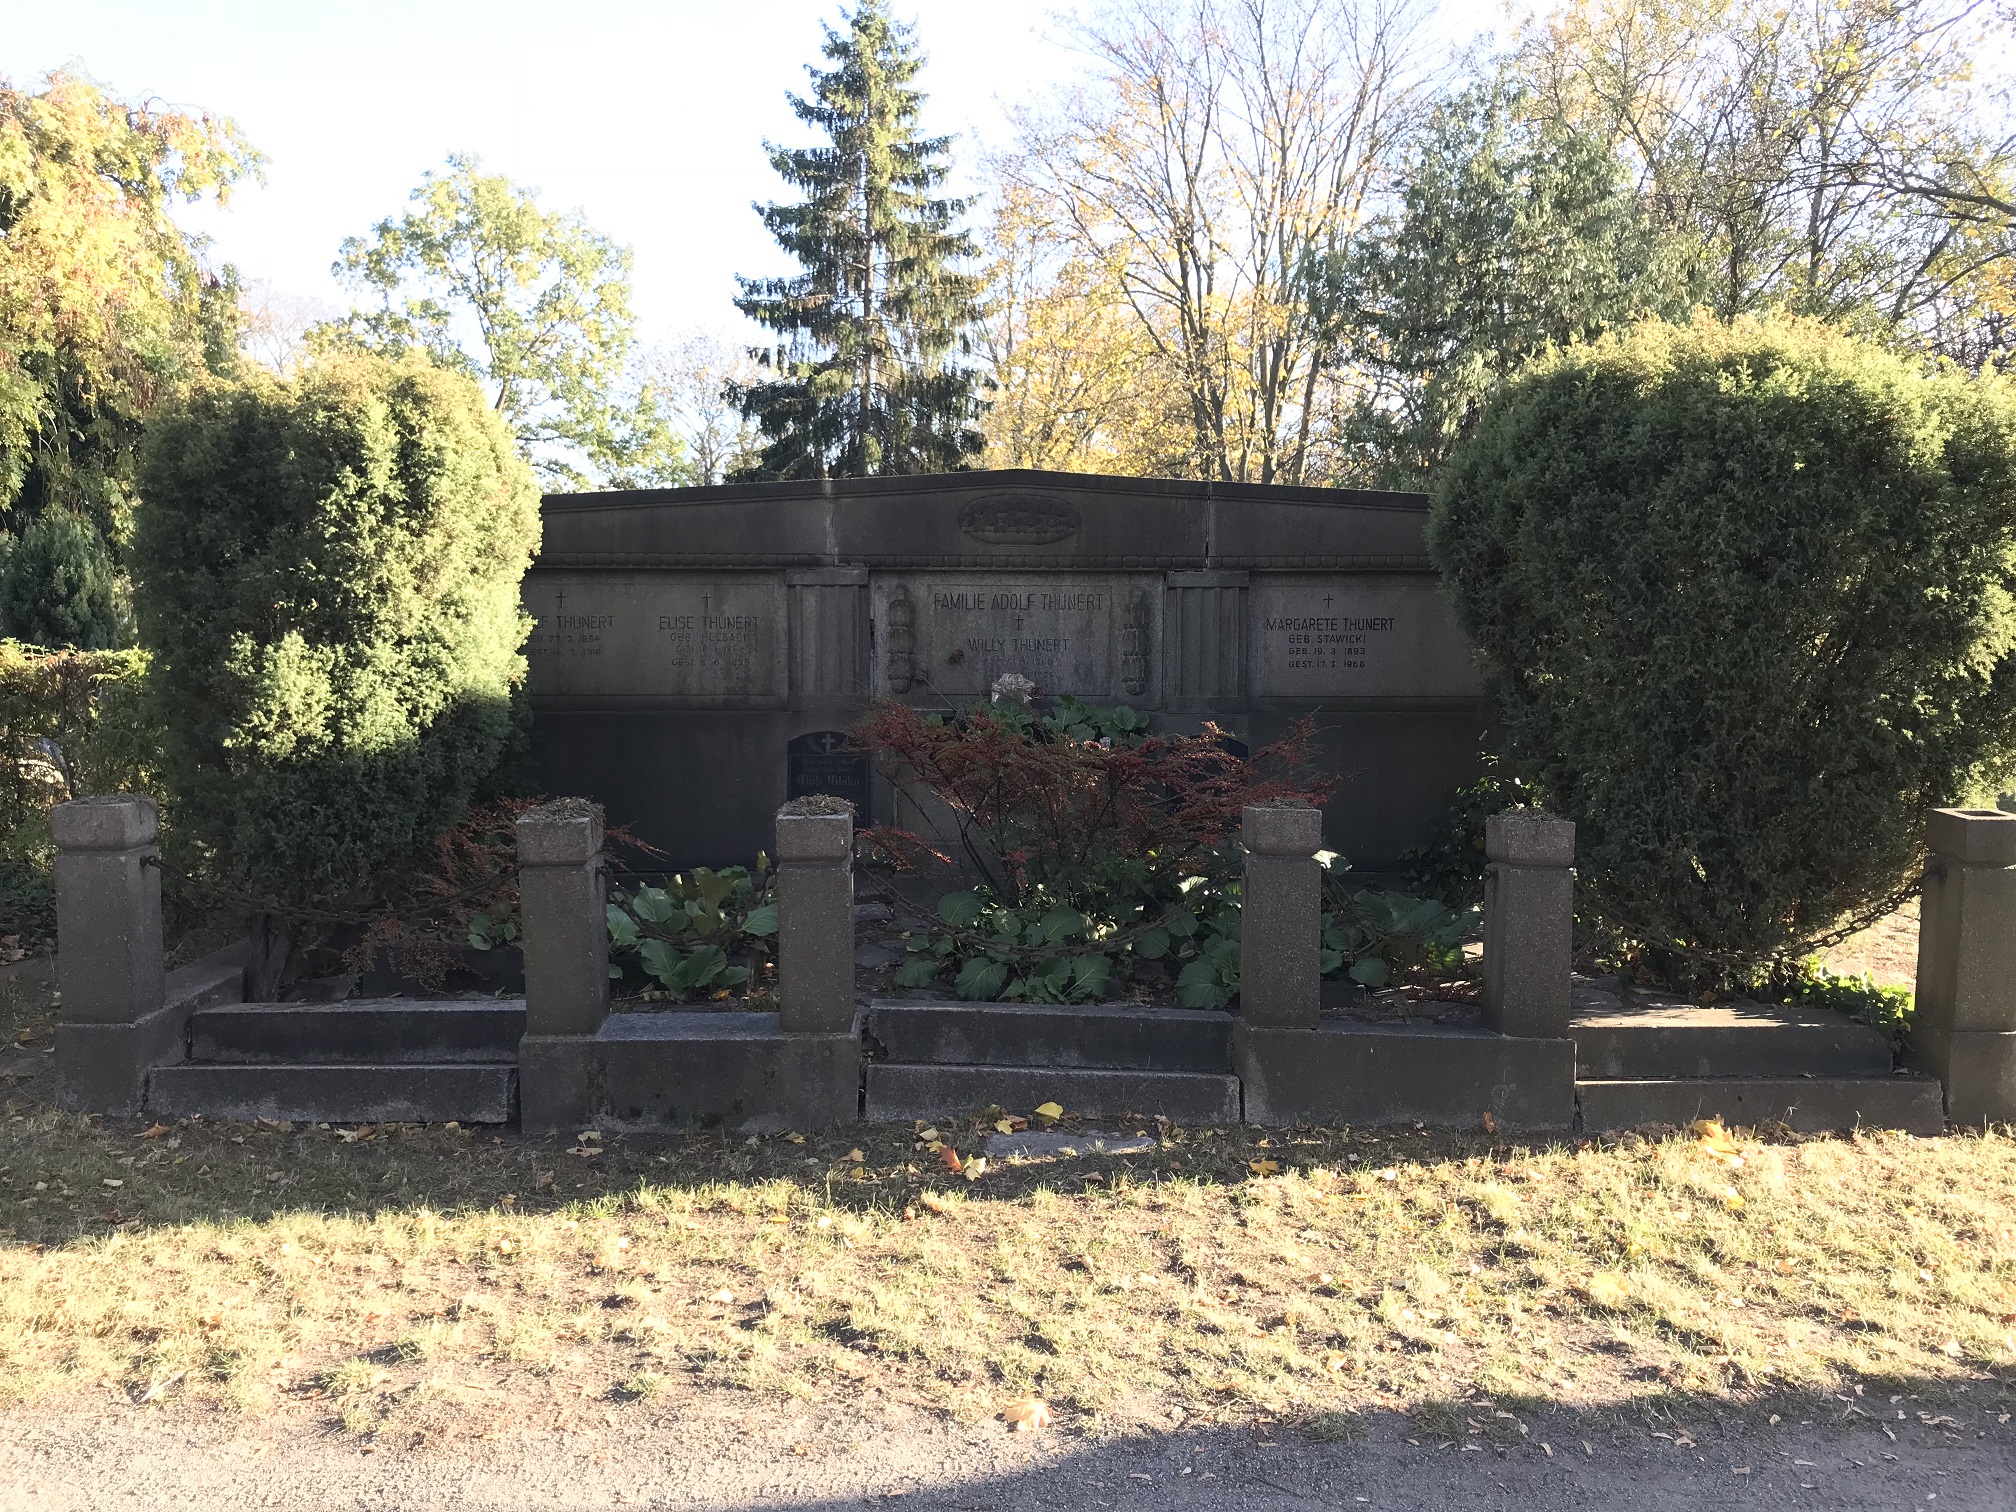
1430 315 2016 979
133 353 541 908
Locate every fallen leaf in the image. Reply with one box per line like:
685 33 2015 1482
919 1190 956 1215
1322 1350 1349 1374
1248 1160 1280 1176
101 1178 123 1189
1481 1111 1497 1134
1003 1397 1052 1432
995 1120 1015 1134
1033 1102 1064 1120
139 1123 173 1140
962 1156 988 1182
783 1132 806 1144
709 1288 736 1305
938 1146 963 1174
1692 1118 1744 1166
846 1149 864 1163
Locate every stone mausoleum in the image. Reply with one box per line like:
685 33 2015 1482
524 469 1485 870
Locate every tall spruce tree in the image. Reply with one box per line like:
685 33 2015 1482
732 0 983 479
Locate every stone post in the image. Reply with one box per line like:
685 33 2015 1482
516 798 609 1131
1240 802 1323 1029
1482 810 1575 1039
52 795 169 1114
1913 807 2016 1123
775 800 855 1034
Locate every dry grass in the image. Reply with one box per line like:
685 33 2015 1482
3 1105 2014 1439
4 961 2014 1443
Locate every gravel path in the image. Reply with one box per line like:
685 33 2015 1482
7 1399 2012 1511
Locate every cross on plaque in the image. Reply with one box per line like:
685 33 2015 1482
555 589 567 609
1323 593 1334 609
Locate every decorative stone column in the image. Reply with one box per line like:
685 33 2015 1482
52 796 170 1115
1482 810 1575 1039
1913 807 2016 1123
775 799 855 1034
516 798 609 1132
1240 802 1323 1029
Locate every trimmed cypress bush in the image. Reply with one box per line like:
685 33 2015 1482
1430 315 2016 981
133 353 541 910
0 509 126 649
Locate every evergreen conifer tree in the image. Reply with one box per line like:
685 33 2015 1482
732 0 983 479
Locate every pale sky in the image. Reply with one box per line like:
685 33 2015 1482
2 0 1513 346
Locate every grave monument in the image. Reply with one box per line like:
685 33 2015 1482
525 469 1484 868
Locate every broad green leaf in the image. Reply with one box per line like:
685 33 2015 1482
895 956 941 988
639 939 681 988
1034 905 1083 944
1349 956 1390 988
631 887 676 925
954 957 1010 1001
742 901 779 937
1133 925 1171 961
938 891 985 928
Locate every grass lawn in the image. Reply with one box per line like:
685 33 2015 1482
4 959 2014 1450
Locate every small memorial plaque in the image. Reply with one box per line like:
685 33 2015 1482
786 730 871 813
1250 576 1480 699
525 572 786 704
874 573 1156 701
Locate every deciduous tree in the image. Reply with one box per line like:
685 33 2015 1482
0 71 256 607
319 155 682 488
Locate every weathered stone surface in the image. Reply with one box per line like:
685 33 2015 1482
525 572 786 705
1234 1022 1575 1131
49 794 158 851
777 805 854 1034
1913 806 2016 1120
1926 806 2016 866
868 1000 1233 1073
1249 575 1479 700
865 1063 1241 1124
53 795 164 1031
594 1012 859 1132
189 1000 525 1064
1571 993 1892 1079
1576 1076 1943 1136
1242 803 1321 1030
1486 810 1576 869
983 1130 1157 1159
147 1063 516 1125
516 800 608 1040
1908 1020 2016 1125
872 573 1158 702
1482 811 1574 1039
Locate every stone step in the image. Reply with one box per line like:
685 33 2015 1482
1576 1075 1943 1136
1571 998 1893 1080
867 1000 1233 1073
187 999 525 1064
148 1063 516 1125
865 1062 1240 1124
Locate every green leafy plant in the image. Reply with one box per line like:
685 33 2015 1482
860 694 1321 1004
1323 888 1478 990
606 864 779 999
1781 959 1914 1045
1399 757 1530 908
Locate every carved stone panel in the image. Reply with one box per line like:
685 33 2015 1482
1249 575 1480 700
524 572 786 705
870 574 1160 703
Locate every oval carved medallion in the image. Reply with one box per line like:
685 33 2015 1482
959 493 1081 546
